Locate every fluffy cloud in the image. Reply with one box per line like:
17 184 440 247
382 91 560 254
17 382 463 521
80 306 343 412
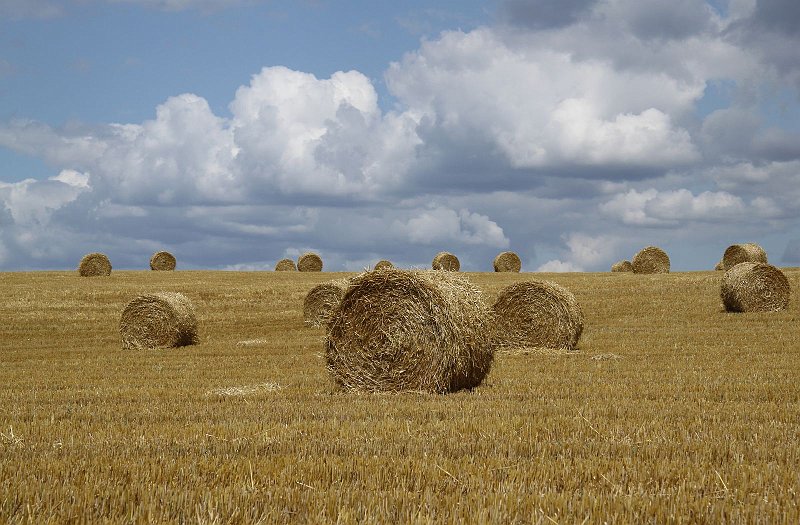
394 207 509 248
600 188 748 226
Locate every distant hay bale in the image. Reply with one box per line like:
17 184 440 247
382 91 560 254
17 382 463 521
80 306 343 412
374 260 394 270
721 262 790 312
493 251 521 272
432 251 460 272
149 251 176 271
78 252 112 277
714 260 724 271
632 246 670 274
325 269 494 393
492 280 584 351
275 258 297 271
722 243 767 271
297 252 323 272
303 279 349 328
611 260 633 272
119 292 198 350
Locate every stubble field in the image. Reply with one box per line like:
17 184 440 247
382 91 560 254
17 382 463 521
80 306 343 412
1 268 799 523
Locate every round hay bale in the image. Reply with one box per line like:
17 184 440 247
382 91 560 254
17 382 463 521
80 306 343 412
492 280 584 351
297 252 323 272
325 269 494 393
632 246 670 274
119 292 198 350
611 260 633 272
722 243 767 271
275 258 297 271
374 260 394 271
714 260 724 271
721 262 790 312
149 251 176 271
493 251 522 272
303 279 349 328
78 252 112 277
432 251 460 272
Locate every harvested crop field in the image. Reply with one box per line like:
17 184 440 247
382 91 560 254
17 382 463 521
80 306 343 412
1 269 800 523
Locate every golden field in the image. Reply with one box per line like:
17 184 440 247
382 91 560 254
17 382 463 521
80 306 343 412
1 268 799 524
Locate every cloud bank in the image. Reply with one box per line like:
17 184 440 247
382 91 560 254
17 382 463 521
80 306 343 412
2 0 800 270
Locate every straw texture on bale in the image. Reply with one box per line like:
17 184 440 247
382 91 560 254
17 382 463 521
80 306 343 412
325 269 494 393
303 279 349 328
275 258 297 271
374 260 394 271
632 246 670 274
714 260 724 271
722 243 767 271
119 292 198 350
297 252 323 272
432 251 460 272
611 260 633 272
492 280 584 351
149 251 176 271
721 262 790 312
78 252 112 277
493 251 522 272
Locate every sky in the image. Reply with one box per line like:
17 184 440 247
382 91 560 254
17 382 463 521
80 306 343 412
1 0 800 272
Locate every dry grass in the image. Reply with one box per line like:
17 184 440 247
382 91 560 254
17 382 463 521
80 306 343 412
303 278 349 328
297 252 323 272
611 260 633 272
2 268 800 523
325 269 493 393
721 262 790 312
493 251 521 272
492 280 584 351
723 243 768 271
149 251 176 271
78 252 112 277
632 246 670 274
119 292 198 350
432 251 460 271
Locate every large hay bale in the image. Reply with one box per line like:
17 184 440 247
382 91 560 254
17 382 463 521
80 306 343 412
493 251 522 272
632 246 670 274
722 243 767 271
611 260 633 272
275 258 297 271
714 260 724 271
297 252 323 272
119 292 198 350
325 269 494 393
150 251 176 271
721 262 790 312
374 260 394 271
78 252 112 277
432 251 460 272
303 279 349 328
492 280 584 351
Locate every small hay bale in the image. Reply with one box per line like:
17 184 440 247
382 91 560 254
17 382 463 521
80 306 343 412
275 258 297 271
297 252 323 272
119 292 198 350
432 251 460 271
78 252 112 277
492 280 584 351
611 260 633 272
722 243 767 271
632 246 670 274
303 279 350 328
714 260 724 271
374 260 394 270
150 251 176 271
721 262 790 312
325 269 494 393
493 251 522 272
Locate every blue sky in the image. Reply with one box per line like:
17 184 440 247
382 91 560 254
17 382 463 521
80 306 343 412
2 0 800 271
